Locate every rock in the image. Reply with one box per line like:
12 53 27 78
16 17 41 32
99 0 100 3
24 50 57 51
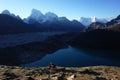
80 69 100 76
94 77 107 80
3 72 18 79
51 76 58 80
25 76 35 80
67 74 75 80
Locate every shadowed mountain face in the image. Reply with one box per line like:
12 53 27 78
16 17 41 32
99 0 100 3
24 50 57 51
71 24 120 51
25 18 85 32
85 22 105 31
106 15 120 26
0 14 42 34
108 24 120 32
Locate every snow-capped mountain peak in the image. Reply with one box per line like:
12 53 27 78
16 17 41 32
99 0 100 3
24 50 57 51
23 9 110 26
31 9 44 18
1 10 22 20
45 12 58 18
79 17 92 26
44 12 58 22
79 17 109 26
91 16 96 22
25 9 45 23
1 10 11 15
25 9 59 23
58 17 68 21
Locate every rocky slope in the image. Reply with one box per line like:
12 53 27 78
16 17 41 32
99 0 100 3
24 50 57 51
0 65 120 80
71 21 120 51
71 29 120 51
84 14 120 32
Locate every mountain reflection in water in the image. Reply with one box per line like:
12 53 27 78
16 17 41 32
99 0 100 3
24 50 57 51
24 46 120 67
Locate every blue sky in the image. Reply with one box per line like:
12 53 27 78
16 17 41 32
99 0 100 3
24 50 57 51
0 0 120 19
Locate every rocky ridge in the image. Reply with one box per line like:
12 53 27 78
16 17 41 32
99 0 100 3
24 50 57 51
0 65 120 80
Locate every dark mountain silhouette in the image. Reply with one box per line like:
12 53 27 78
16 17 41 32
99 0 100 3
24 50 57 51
85 22 105 31
106 15 120 26
0 14 42 34
108 24 120 32
71 23 120 50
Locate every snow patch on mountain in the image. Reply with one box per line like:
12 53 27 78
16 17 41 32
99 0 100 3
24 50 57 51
24 9 45 23
58 17 69 21
31 9 45 22
23 9 112 26
44 12 58 22
24 9 59 23
45 12 58 19
79 17 109 26
91 16 96 22
1 9 112 27
24 9 71 24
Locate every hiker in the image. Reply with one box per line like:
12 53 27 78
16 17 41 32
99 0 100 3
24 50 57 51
48 63 56 79
49 63 56 70
49 63 56 74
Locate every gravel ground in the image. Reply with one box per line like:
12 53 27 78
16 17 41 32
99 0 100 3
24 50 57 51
0 65 120 80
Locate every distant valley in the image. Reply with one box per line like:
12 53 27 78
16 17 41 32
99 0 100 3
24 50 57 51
0 9 120 66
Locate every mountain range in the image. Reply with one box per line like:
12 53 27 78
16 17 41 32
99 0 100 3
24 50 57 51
0 9 85 34
1 9 110 26
1 9 118 29
1 9 120 38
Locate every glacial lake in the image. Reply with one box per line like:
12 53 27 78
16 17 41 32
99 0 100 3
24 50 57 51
24 46 120 67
